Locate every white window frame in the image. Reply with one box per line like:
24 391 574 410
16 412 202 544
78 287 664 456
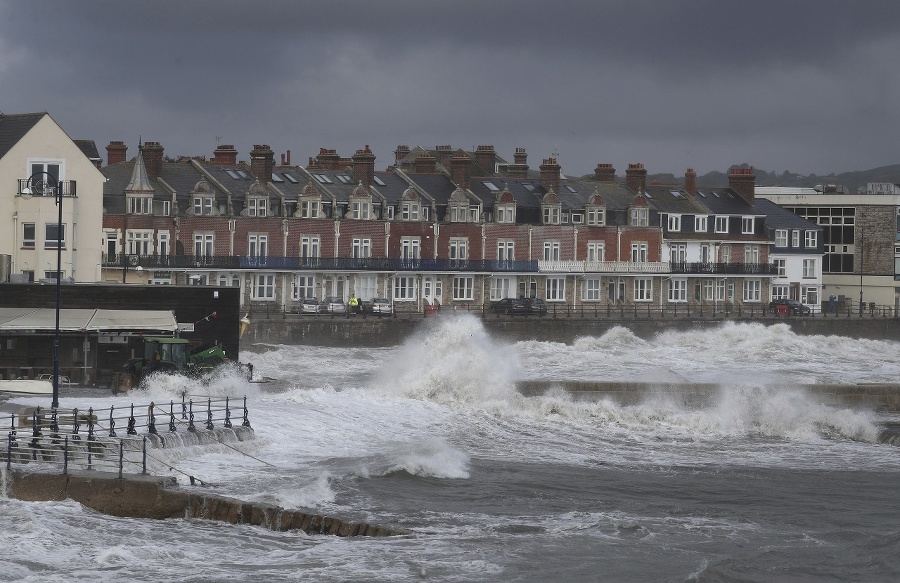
543 206 561 225
194 196 214 216
393 276 417 301
449 238 469 261
742 216 754 234
775 229 788 248
300 236 321 259
252 273 276 300
352 238 372 259
293 275 316 300
805 230 818 248
583 277 601 301
248 233 268 258
194 232 214 257
634 278 653 301
669 278 687 302
803 258 816 278
792 230 800 247
587 241 605 262
631 208 648 227
667 214 681 232
497 240 515 261
248 197 267 217
127 229 152 256
774 258 786 276
743 279 761 302
695 215 708 232
543 242 561 261
631 242 648 263
490 276 515 301
401 237 421 260
744 245 760 265
545 277 566 301
715 215 728 233
587 208 606 226
453 276 475 300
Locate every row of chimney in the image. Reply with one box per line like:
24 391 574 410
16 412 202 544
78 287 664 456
105 140 755 203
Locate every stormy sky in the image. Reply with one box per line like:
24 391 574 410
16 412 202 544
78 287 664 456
2 0 899 177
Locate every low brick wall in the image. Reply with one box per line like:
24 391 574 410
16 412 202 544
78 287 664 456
3 468 409 537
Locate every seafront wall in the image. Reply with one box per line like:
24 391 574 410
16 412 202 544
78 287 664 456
2 468 409 537
240 314 900 348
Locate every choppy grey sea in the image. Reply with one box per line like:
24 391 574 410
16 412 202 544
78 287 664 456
2 316 898 582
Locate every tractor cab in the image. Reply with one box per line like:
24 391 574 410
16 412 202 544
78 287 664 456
143 337 190 373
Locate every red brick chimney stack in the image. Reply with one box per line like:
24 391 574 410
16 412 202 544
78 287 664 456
434 145 453 167
728 167 756 204
394 145 410 165
250 144 275 182
594 163 616 183
106 141 127 166
212 144 238 167
684 168 697 196
352 145 376 186
140 141 164 179
474 145 496 176
625 163 647 193
316 148 341 171
507 147 529 179
450 149 472 187
414 153 437 174
540 157 561 193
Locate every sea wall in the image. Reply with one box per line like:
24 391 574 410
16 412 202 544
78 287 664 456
240 314 900 349
2 468 409 537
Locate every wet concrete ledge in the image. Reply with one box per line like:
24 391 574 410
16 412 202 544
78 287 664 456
517 380 900 413
3 468 410 538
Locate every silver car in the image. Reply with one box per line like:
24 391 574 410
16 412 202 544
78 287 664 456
296 297 320 315
320 297 347 314
369 298 393 316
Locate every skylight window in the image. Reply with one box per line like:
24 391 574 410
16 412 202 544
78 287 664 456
226 170 240 179
523 183 535 192
314 174 333 184
373 176 386 186
670 190 681 197
644 192 653 199
284 173 299 183
337 174 352 184
271 173 283 182
236 170 249 179
482 181 499 192
565 185 577 193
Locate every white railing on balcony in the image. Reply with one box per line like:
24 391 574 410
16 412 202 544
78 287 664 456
539 260 671 274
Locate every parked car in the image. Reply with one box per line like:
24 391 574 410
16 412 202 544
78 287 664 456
292 297 320 315
523 297 547 315
491 298 528 315
368 298 394 316
768 298 811 316
320 297 347 315
37 374 76 386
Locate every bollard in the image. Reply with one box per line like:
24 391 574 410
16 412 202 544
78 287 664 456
148 402 158 435
127 404 137 435
224 397 232 429
188 400 196 432
109 406 117 438
242 396 252 428
206 398 214 431
169 401 176 433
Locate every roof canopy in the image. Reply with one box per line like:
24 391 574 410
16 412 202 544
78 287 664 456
0 308 177 332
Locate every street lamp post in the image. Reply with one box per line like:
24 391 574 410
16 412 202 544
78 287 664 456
858 231 864 316
22 172 68 409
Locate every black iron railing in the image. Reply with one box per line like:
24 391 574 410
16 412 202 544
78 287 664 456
2 395 251 476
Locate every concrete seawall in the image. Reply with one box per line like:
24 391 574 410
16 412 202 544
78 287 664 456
3 468 410 537
517 380 900 413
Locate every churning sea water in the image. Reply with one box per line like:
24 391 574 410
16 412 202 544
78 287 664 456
1 316 899 582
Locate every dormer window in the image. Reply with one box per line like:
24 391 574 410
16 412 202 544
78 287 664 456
742 216 754 234
128 196 152 214
300 200 320 218
248 197 268 217
193 196 214 216
542 206 561 225
401 202 419 221
630 208 649 226
449 203 468 222
586 207 605 226
353 201 371 220
469 206 480 223
495 204 516 224
667 214 682 231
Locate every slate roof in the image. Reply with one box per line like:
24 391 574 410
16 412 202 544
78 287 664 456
0 112 45 160
644 185 709 215
693 188 762 215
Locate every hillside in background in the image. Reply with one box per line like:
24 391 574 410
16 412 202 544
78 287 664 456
636 164 900 194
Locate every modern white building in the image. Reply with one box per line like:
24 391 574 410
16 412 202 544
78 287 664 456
0 112 105 283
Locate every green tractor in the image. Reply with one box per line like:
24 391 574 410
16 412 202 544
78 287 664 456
123 337 231 385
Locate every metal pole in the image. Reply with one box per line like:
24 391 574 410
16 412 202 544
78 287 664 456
53 181 63 409
859 231 864 315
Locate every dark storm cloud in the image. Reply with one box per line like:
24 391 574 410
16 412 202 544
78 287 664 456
2 0 900 177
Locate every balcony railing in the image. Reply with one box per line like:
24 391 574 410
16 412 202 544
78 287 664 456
101 255 781 276
102 254 540 273
670 262 779 275
17 179 77 197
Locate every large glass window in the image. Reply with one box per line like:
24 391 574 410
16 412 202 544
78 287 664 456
249 234 268 258
669 279 687 302
583 278 601 300
775 230 788 247
352 238 371 259
453 276 474 300
252 274 276 300
543 242 560 261
393 276 416 300
631 242 648 263
497 240 515 262
194 232 214 257
490 277 514 300
587 242 605 262
803 258 816 278
634 278 653 301
545 277 565 301
22 223 35 249
743 280 761 302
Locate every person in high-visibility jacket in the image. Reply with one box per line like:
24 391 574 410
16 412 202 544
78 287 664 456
348 294 359 316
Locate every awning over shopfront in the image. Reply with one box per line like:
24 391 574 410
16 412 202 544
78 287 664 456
0 308 177 333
